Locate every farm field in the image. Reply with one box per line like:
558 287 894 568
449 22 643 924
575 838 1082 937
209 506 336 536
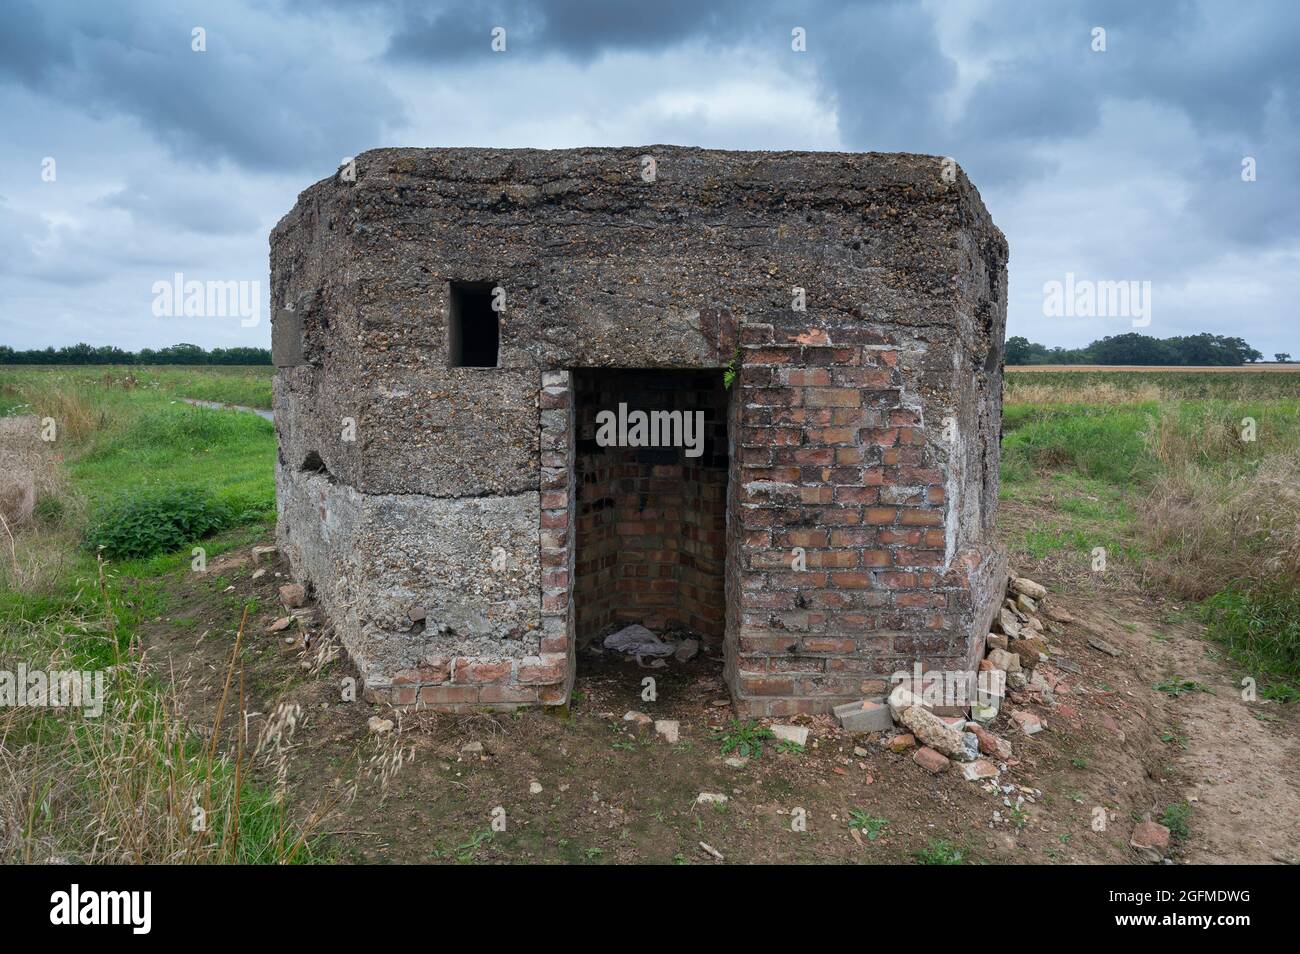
1011 364 1300 372
1 364 1296 864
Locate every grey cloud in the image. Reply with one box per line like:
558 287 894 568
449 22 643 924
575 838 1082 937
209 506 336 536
2 0 406 173
951 1 1300 162
98 179 261 236
385 0 761 64
0 0 73 84
1 0 1296 355
809 1 955 154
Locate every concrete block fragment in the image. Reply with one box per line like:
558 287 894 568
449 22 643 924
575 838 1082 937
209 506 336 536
835 698 893 733
769 724 810 746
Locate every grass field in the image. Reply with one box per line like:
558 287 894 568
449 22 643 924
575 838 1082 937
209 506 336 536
1002 368 1300 700
1 362 1297 862
0 365 273 419
1011 364 1300 372
0 365 293 863
1006 368 1300 402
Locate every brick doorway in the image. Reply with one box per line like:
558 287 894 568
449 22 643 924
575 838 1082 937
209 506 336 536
571 370 730 653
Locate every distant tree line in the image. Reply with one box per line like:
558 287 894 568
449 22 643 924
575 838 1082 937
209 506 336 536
0 342 272 365
4 335 1284 368
1005 332 1268 366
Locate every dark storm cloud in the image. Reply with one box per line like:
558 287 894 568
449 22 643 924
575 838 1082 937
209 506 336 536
2 0 1296 352
0 0 74 84
384 0 761 64
950 0 1296 150
13 0 1294 205
1 0 405 173
379 0 1300 250
946 0 1300 247
805 2 956 153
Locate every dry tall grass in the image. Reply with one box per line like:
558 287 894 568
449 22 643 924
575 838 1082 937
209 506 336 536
1143 454 1300 599
0 580 341 863
1004 381 1164 405
1143 403 1276 469
14 380 100 444
0 415 79 592
0 414 64 496
1140 400 1300 599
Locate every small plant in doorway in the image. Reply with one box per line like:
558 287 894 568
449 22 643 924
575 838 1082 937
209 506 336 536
722 347 743 389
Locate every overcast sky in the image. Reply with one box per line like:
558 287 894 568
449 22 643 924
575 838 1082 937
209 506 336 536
2 0 1296 356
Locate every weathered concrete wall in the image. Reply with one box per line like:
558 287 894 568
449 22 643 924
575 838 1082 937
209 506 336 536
270 145 1008 712
275 467 544 687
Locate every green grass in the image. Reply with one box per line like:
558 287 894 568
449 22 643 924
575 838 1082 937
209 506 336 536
1019 525 1138 562
1 572 319 864
1195 585 1300 702
0 364 304 863
1154 678 1209 697
0 366 276 545
1160 801 1192 840
914 838 965 865
1001 398 1300 488
77 404 275 519
1000 470 1144 568
1003 377 1300 702
0 364 273 410
1002 403 1157 485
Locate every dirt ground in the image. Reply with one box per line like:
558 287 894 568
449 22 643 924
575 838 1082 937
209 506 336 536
137 532 1300 865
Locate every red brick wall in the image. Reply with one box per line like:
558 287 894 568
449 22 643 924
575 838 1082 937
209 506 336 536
725 323 984 717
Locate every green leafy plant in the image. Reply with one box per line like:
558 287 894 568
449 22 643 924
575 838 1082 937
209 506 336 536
1160 729 1189 749
33 496 66 525
1196 585 1300 702
713 719 773 760
1154 677 1208 697
848 811 888 841
1160 801 1192 840
914 839 965 865
722 347 743 390
83 488 234 560
455 828 494 863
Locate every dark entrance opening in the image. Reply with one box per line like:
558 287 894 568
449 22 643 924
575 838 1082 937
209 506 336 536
571 370 730 651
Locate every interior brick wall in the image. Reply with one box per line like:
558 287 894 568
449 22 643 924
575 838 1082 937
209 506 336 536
573 370 728 645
